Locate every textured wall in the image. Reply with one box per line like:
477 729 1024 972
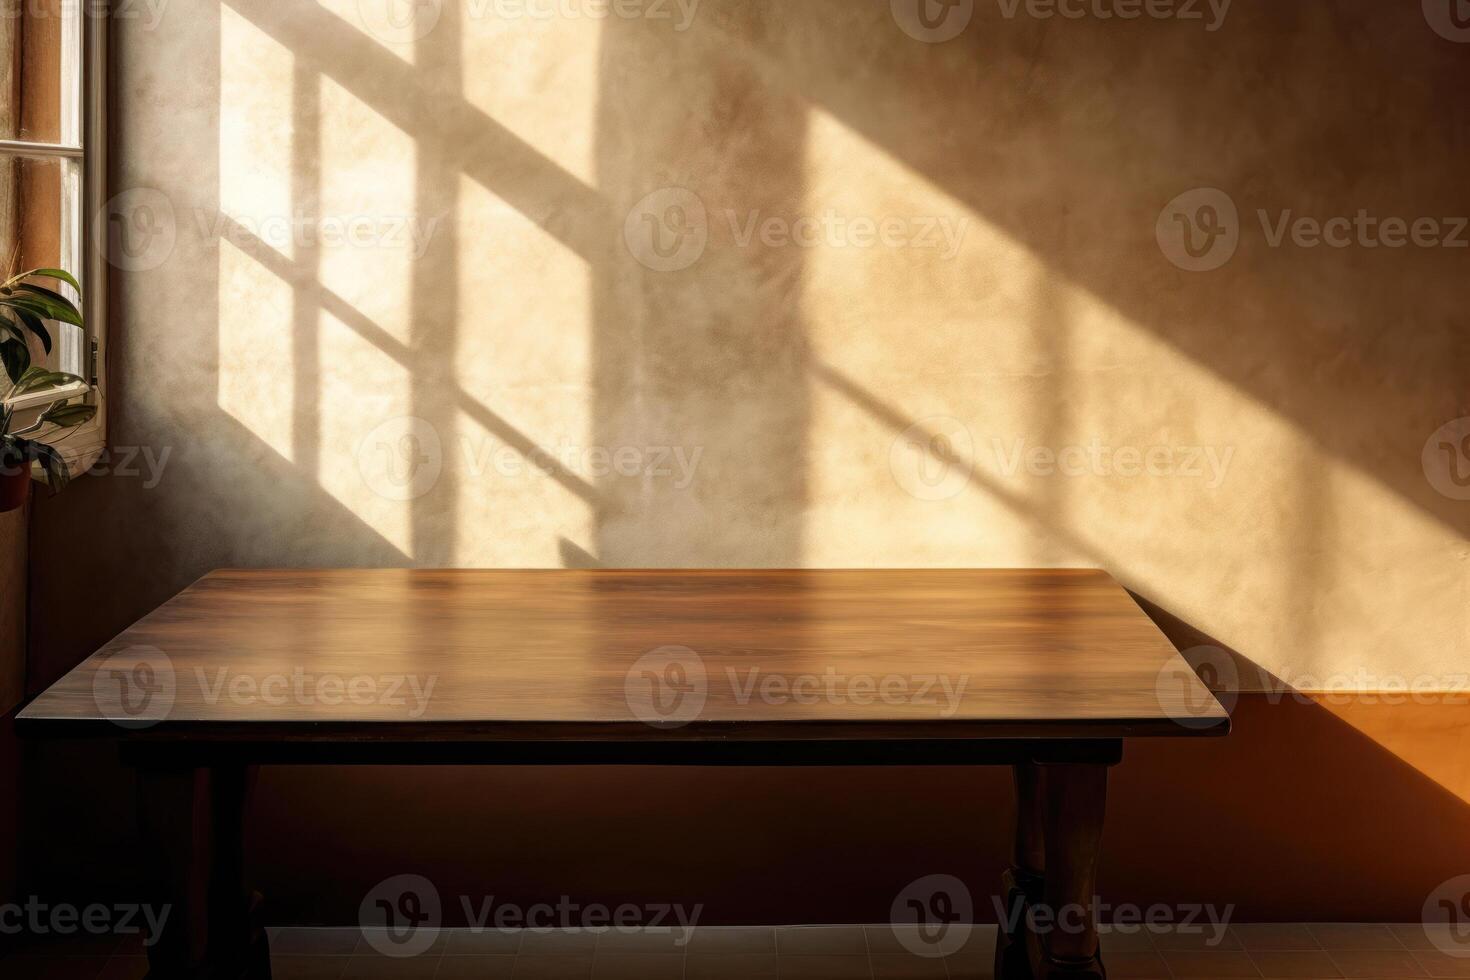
20 0 1470 921
45 0 1469 686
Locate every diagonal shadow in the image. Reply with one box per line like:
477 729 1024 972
217 216 600 505
688 0 1470 537
812 358 1119 571
223 0 612 263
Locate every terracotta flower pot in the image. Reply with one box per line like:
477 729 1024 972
0 455 30 513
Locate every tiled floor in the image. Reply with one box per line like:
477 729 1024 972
1 925 1466 980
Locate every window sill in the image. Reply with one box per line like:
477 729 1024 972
2 379 91 413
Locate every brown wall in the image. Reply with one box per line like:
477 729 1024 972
20 0 1470 923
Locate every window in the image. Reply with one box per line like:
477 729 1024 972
1 0 107 468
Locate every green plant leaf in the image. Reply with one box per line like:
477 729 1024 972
14 366 48 389
10 307 51 354
11 284 83 326
0 295 78 328
0 339 30 385
22 439 70 492
39 403 96 428
0 316 24 347
12 369 85 395
27 268 82 293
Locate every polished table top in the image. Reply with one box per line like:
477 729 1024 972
17 568 1228 740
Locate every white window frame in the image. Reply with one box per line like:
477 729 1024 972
0 0 108 471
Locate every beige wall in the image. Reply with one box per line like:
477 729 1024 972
16 0 1470 921
49 0 1463 687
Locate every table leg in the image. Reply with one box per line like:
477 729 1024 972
996 762 1046 979
137 763 271 979
1031 762 1108 980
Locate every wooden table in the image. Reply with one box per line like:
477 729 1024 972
18 568 1227 980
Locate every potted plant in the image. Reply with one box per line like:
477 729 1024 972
0 267 96 512
1 266 84 383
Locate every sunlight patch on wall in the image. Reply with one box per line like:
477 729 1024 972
451 403 597 567
217 240 296 463
451 174 595 565
454 174 591 418
796 107 1465 687
800 105 1083 567
316 308 416 556
318 74 420 347
216 7 298 463
220 5 296 254
461 11 601 187
1315 697 1470 805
